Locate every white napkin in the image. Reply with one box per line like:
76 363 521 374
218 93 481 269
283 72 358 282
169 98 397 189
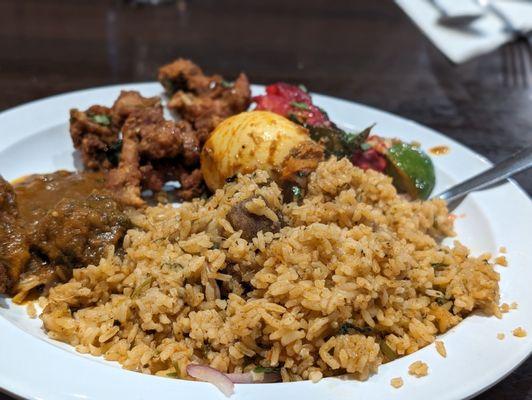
395 0 532 63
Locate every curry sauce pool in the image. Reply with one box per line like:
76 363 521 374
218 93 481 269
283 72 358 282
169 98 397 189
0 171 129 301
40 158 500 383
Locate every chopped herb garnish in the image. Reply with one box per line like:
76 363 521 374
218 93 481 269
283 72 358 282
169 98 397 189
291 185 303 200
287 113 301 124
298 84 308 93
131 276 154 299
90 114 111 126
221 80 233 88
166 372 178 377
308 124 374 159
106 139 122 166
360 142 372 151
253 366 280 373
338 322 374 335
379 340 398 361
435 297 448 305
201 343 212 357
291 101 310 110
339 322 355 335
162 262 181 270
173 361 180 373
431 263 448 270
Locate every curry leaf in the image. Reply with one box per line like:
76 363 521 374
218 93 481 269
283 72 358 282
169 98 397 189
90 114 111 126
291 101 310 110
221 80 233 88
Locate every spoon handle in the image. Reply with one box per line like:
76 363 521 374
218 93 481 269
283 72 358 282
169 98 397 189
435 146 532 203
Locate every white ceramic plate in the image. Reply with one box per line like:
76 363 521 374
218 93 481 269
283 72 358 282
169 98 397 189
0 83 530 400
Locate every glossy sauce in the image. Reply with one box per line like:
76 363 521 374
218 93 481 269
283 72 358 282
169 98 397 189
429 145 450 155
13 170 107 228
3 170 127 303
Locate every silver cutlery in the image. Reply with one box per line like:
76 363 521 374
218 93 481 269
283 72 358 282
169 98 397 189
477 0 532 88
434 146 532 203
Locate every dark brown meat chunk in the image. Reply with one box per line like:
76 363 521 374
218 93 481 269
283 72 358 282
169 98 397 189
30 192 130 268
70 92 163 173
69 60 247 205
226 197 284 241
106 128 144 207
179 125 201 167
12 257 57 301
158 58 216 96
69 105 119 170
159 59 251 142
111 90 162 131
107 107 202 206
175 168 205 201
106 107 164 206
138 162 205 201
0 176 30 294
138 120 196 161
0 171 131 300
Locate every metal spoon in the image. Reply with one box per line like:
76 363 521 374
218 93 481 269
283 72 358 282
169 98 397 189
434 146 532 203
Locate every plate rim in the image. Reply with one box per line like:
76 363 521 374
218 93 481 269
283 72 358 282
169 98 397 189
0 82 530 400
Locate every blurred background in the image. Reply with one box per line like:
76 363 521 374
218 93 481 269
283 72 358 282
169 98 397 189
1 0 531 194
0 1 530 398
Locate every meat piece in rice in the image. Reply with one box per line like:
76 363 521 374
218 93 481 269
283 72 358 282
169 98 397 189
226 196 284 241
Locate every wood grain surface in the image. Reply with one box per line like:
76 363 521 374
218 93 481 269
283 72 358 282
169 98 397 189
0 0 530 399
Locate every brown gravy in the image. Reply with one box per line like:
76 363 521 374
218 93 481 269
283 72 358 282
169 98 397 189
1 170 128 302
13 170 107 227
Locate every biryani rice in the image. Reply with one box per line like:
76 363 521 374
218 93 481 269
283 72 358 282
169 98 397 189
40 158 500 382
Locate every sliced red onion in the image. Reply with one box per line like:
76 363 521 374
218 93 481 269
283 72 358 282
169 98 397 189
225 371 281 384
224 372 255 384
186 364 235 397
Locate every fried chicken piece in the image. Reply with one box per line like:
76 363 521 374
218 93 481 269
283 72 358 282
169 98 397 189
159 59 251 142
70 92 162 172
139 162 204 201
106 114 145 207
0 176 30 294
179 124 201 167
69 105 118 170
175 168 205 201
138 120 197 162
158 58 217 96
107 107 203 206
111 90 162 130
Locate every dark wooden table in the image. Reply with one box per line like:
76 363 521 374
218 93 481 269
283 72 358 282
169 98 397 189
0 1 530 399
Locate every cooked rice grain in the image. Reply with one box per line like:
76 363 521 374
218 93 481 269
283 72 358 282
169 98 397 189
40 158 500 382
409 361 429 377
390 377 404 388
513 327 527 338
435 340 446 358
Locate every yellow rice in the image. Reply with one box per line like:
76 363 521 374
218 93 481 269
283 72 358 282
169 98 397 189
40 158 500 382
